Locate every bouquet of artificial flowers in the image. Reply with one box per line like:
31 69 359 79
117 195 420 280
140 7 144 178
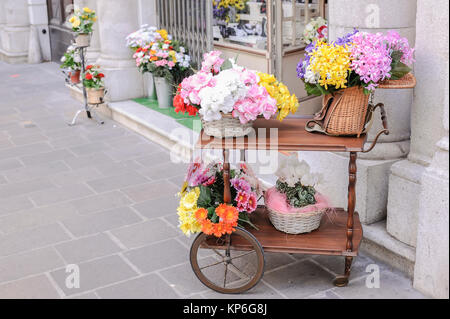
82 65 106 104
126 25 172 51
177 161 260 237
302 17 328 44
297 29 414 95
68 7 96 34
265 155 328 234
173 50 299 126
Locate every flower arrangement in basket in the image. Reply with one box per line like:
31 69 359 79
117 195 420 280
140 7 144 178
68 7 97 47
265 155 328 234
302 17 328 44
128 26 192 108
60 44 82 84
297 29 415 136
177 161 261 238
173 50 299 137
213 0 248 23
82 65 105 104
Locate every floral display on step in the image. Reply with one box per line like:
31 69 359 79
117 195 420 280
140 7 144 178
177 161 261 237
173 50 299 123
297 29 415 95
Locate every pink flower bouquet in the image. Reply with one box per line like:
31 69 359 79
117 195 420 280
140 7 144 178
173 50 298 124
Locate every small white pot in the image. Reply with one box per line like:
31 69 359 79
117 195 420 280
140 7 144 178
75 33 90 47
145 72 157 100
154 76 173 108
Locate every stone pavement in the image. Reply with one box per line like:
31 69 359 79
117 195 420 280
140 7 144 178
0 61 426 299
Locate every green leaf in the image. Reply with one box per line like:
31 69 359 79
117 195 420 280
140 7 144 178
304 83 323 96
220 59 233 71
390 62 411 80
197 186 212 208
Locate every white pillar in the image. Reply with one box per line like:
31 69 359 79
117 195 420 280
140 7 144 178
412 0 449 299
27 0 50 62
300 0 416 224
0 0 6 53
95 0 144 101
0 0 30 63
74 0 100 63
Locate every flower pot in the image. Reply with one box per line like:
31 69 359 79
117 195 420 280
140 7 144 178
154 76 173 108
86 87 105 104
145 72 157 100
75 33 90 47
69 70 81 84
200 113 255 138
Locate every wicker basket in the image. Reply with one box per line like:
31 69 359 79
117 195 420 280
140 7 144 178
268 207 325 234
378 73 416 89
306 86 370 137
201 113 254 138
75 33 90 47
86 87 105 104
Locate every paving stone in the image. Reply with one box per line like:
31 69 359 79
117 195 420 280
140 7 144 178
132 195 180 219
9 133 49 146
104 134 148 148
305 290 342 299
0 139 13 149
120 180 179 203
29 183 95 207
3 161 70 183
48 135 90 149
0 223 70 256
48 166 103 187
0 202 78 233
96 274 179 299
68 191 132 215
63 152 113 170
93 161 141 177
67 292 99 299
0 274 60 299
0 142 52 160
331 269 427 299
0 196 34 216
20 149 75 166
55 233 122 264
50 255 138 296
134 151 172 168
168 174 186 187
202 281 284 299
110 219 179 249
123 239 189 273
0 158 23 172
61 207 142 237
104 143 163 161
0 247 64 283
263 252 298 272
69 142 111 156
87 172 149 193
140 162 189 180
263 260 335 299
0 175 6 184
0 178 54 200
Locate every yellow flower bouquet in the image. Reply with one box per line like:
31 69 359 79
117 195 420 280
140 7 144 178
68 7 97 35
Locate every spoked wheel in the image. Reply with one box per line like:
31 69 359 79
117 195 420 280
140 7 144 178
190 227 265 294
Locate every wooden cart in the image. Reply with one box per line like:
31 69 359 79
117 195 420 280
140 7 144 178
189 106 389 294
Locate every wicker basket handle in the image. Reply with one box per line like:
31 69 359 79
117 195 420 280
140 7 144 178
362 103 390 153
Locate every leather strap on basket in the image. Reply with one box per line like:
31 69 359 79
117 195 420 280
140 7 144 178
306 92 344 136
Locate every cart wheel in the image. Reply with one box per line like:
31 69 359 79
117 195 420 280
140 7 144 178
190 227 265 294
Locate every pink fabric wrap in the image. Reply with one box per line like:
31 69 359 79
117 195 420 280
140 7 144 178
265 187 329 214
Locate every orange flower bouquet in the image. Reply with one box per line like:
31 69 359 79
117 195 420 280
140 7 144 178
177 161 260 238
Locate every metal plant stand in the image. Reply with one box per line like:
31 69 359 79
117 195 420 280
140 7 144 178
68 45 104 126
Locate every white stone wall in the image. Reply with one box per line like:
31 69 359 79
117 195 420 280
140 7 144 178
412 0 449 299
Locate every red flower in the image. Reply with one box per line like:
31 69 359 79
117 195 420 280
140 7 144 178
86 65 93 70
136 48 142 53
173 94 186 113
85 73 93 80
96 73 105 78
186 105 199 116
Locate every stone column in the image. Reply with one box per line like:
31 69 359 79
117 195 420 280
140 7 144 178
0 0 6 53
27 0 51 62
412 0 449 299
386 0 446 247
95 0 144 101
299 0 416 224
74 0 100 63
0 0 30 63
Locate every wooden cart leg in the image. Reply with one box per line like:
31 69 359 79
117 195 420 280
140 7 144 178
223 149 231 204
334 152 357 287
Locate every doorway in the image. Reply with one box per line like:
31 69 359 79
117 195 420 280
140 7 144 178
47 0 74 62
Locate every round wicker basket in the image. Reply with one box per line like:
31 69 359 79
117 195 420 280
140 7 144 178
200 113 254 138
268 207 325 234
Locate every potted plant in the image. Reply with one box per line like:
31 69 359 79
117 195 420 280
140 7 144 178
177 161 261 237
297 29 415 136
132 28 191 108
173 51 299 137
126 24 163 100
82 65 106 104
60 44 82 84
68 7 97 47
265 155 328 234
